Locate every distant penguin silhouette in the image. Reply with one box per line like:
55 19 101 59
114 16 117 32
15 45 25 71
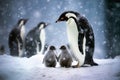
43 46 57 67
0 44 5 55
25 22 49 58
8 19 28 56
58 45 73 68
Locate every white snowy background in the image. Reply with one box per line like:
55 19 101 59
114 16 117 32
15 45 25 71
0 0 120 80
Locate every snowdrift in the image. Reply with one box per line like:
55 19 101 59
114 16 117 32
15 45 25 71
0 54 120 80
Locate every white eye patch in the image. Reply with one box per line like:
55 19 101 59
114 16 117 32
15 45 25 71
39 24 44 30
19 20 24 26
66 13 77 19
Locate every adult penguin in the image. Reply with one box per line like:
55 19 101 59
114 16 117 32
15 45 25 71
8 19 28 57
25 22 49 58
56 11 98 67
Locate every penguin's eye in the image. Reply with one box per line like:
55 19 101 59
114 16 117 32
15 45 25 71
61 17 64 20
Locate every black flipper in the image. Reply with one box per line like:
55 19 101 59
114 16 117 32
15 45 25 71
78 16 98 66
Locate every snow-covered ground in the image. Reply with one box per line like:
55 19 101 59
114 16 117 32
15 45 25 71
0 54 120 80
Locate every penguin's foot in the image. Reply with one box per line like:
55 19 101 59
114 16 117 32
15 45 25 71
90 62 98 66
72 61 80 68
85 59 98 66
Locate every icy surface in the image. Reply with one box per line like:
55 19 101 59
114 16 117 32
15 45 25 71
0 54 120 80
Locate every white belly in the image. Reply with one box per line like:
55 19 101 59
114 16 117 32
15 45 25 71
19 25 25 57
39 29 45 54
20 25 25 40
67 18 86 66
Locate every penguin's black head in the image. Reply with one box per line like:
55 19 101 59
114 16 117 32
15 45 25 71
18 19 28 25
37 22 50 30
49 46 56 50
56 12 68 22
60 45 66 50
56 11 80 23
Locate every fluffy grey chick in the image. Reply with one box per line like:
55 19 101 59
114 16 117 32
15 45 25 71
43 46 57 67
59 45 73 68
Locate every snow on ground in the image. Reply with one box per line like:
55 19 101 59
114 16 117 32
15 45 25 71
0 54 120 80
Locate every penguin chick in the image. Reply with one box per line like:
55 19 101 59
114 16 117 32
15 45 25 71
43 46 57 67
59 45 73 68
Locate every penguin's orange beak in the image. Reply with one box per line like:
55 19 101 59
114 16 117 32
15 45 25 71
56 16 68 23
56 18 62 23
45 23 50 26
55 19 60 23
24 19 29 24
25 18 29 21
44 23 50 28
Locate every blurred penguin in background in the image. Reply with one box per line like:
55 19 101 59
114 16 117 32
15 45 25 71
25 22 49 58
8 19 28 57
0 44 5 55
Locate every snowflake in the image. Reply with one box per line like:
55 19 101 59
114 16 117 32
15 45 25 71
103 41 107 45
47 0 50 2
78 2 82 5
89 36 93 39
43 7 47 10
57 5 61 9
85 9 89 13
64 7 67 10
6 3 9 7
30 38 33 41
33 11 41 18
86 46 89 52
80 6 83 9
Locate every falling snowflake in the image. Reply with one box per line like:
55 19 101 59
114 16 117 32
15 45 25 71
33 11 41 18
47 0 50 2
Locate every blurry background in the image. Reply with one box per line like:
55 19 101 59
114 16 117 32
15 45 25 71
0 0 119 58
